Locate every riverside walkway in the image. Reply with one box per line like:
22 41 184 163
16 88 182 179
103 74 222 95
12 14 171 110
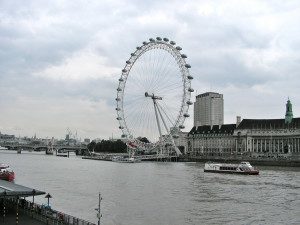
1 198 95 225
0 180 95 225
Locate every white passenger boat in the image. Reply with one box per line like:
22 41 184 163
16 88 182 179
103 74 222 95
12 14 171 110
204 161 259 175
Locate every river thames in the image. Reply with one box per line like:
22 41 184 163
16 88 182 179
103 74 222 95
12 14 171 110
1 150 299 225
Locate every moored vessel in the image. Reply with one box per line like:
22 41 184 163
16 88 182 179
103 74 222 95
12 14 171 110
56 149 68 157
0 163 15 181
112 156 141 163
204 161 259 175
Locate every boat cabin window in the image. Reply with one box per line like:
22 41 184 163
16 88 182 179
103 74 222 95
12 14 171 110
220 166 236 170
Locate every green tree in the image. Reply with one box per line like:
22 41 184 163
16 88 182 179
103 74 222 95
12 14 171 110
87 141 96 152
94 139 127 153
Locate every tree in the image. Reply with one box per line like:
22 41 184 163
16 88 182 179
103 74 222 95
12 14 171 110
87 141 96 152
93 139 127 153
137 137 150 143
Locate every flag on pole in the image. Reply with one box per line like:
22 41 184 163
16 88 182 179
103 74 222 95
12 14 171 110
126 141 137 149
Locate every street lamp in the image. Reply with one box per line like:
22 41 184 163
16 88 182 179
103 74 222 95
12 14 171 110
95 193 102 225
45 193 52 208
32 189 36 204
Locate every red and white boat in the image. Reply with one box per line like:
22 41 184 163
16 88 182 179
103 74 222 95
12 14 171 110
0 163 15 181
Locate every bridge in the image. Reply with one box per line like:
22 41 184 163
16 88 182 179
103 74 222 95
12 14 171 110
0 143 87 155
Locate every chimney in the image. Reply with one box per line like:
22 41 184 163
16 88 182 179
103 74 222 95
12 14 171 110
236 116 241 127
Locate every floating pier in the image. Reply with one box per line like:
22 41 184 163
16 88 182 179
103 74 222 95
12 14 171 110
83 153 179 162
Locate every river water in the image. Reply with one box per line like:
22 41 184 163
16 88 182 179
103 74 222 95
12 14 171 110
1 150 299 225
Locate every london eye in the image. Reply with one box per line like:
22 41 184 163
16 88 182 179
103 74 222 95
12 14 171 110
116 37 193 156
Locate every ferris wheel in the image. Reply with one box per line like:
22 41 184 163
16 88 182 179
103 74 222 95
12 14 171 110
116 37 193 156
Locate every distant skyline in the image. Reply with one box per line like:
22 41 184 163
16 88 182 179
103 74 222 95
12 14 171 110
1 0 300 139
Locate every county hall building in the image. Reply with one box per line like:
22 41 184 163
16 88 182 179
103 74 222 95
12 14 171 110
187 99 300 159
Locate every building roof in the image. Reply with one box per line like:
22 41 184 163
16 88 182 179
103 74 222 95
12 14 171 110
237 117 300 130
196 92 222 98
0 180 45 198
189 124 236 135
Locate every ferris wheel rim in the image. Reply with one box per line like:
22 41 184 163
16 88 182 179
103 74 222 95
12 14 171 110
116 37 193 149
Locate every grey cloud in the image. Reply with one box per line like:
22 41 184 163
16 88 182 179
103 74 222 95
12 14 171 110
1 0 300 138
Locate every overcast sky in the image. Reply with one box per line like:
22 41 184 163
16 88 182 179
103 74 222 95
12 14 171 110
1 0 299 140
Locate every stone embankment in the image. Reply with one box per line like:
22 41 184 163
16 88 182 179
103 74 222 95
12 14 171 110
181 155 300 167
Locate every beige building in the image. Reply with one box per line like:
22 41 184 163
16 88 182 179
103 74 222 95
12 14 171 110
187 124 236 156
188 100 300 159
234 118 300 157
234 99 299 158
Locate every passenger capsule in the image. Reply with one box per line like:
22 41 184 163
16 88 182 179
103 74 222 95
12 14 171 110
179 125 185 129
116 117 122 120
122 69 127 73
170 41 176 45
117 87 122 91
131 53 136 56
115 107 121 111
136 46 141 50
163 38 169 42
176 46 182 51
156 37 162 41
172 135 179 139
187 75 193 80
181 54 187 58
126 60 131 64
142 41 148 45
183 113 190 118
115 98 120 101
149 38 155 42
185 64 191 68
119 126 124 129
188 88 194 92
186 101 193 105
119 78 124 82
121 134 127 138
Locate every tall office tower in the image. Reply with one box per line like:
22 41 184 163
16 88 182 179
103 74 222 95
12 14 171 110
194 92 224 127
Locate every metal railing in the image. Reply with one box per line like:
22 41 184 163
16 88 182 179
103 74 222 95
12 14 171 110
19 199 95 225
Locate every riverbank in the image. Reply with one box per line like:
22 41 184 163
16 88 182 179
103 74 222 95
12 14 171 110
181 155 300 167
82 153 300 166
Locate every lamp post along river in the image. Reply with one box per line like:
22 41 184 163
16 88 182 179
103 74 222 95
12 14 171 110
95 192 102 225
